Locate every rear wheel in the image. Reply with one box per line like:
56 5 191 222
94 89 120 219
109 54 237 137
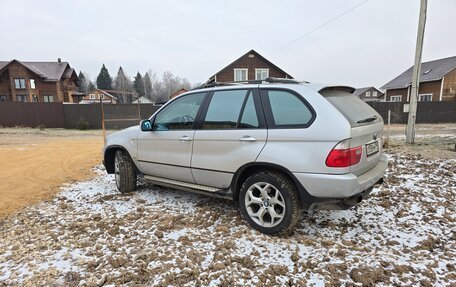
239 171 302 235
114 150 137 193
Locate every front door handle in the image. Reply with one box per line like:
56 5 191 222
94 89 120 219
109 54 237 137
239 136 256 142
179 136 192 142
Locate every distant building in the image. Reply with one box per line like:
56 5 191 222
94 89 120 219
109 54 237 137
79 89 118 104
382 56 456 102
169 88 188 100
0 59 79 103
132 96 153 104
352 87 384 102
207 49 293 83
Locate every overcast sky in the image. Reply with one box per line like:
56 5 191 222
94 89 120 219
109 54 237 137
1 0 455 88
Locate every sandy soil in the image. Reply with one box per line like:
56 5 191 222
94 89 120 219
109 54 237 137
0 128 103 218
383 123 455 160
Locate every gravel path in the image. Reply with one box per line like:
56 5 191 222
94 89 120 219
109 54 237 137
0 152 455 286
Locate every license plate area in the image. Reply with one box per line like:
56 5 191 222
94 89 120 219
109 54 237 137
366 141 379 156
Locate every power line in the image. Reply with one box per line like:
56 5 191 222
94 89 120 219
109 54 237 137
267 0 371 56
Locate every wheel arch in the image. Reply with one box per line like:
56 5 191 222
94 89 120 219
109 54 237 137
230 162 315 208
104 145 136 174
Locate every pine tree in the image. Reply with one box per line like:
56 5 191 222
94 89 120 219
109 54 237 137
96 64 112 90
143 72 153 100
133 72 145 99
78 71 88 93
87 81 96 92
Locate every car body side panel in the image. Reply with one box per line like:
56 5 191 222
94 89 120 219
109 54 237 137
191 129 267 188
104 126 141 168
137 130 196 183
256 85 352 174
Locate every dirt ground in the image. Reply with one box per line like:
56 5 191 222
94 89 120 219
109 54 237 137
0 124 453 220
0 128 104 218
385 123 455 159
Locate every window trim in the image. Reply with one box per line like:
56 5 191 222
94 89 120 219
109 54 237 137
234 68 248 81
14 78 26 89
255 68 269 80
418 93 432 102
390 95 402 102
259 88 316 129
16 95 27 102
365 91 371 97
150 91 209 131
195 88 266 130
43 95 55 102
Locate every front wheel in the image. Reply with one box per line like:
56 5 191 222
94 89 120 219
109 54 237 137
114 150 137 193
239 171 302 235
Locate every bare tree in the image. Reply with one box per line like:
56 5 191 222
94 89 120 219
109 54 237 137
114 67 134 103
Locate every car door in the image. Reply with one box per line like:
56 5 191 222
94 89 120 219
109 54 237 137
191 88 267 188
137 92 207 183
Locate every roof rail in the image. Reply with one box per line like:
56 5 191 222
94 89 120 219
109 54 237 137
192 78 309 90
264 77 309 84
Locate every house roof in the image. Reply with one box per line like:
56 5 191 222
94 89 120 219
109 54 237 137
382 56 456 90
96 89 118 100
353 87 383 97
0 59 75 81
132 96 153 103
208 49 293 82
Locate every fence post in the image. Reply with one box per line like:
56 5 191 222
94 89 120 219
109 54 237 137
100 98 106 144
387 110 391 146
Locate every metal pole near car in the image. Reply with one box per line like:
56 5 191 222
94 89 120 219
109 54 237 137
406 0 427 144
100 97 106 144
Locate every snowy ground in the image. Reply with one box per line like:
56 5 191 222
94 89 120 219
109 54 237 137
0 152 455 286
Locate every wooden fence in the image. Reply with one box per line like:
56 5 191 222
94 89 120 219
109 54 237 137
0 101 454 129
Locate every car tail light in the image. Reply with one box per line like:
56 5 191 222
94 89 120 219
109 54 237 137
326 139 362 167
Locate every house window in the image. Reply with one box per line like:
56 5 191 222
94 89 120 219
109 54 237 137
390 95 402 102
255 69 269 80
14 78 26 89
32 95 38 102
419 94 432 102
43 95 54 102
30 79 36 89
89 94 96 99
0 95 6 102
234 69 248 81
372 91 377 97
365 91 371 97
16 95 27 102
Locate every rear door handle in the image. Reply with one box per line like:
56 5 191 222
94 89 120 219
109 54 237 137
239 136 256 142
179 136 192 142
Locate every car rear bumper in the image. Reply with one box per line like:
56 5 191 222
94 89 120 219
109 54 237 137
293 154 388 199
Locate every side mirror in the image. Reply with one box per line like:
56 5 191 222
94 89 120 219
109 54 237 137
140 119 153 131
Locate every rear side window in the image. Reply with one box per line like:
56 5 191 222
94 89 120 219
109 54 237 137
263 90 314 128
321 89 382 127
203 90 248 129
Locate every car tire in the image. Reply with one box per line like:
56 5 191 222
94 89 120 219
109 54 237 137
239 171 302 235
114 150 137 193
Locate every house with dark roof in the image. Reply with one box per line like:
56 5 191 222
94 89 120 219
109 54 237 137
207 49 293 83
381 56 456 102
0 58 79 103
353 87 384 102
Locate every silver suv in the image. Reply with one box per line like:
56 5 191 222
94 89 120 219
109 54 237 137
103 78 387 235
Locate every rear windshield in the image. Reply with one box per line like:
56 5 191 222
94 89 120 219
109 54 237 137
320 89 382 127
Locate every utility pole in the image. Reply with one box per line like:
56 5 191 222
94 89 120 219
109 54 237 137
406 0 427 144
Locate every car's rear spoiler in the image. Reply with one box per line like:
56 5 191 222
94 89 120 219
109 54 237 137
318 86 356 94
